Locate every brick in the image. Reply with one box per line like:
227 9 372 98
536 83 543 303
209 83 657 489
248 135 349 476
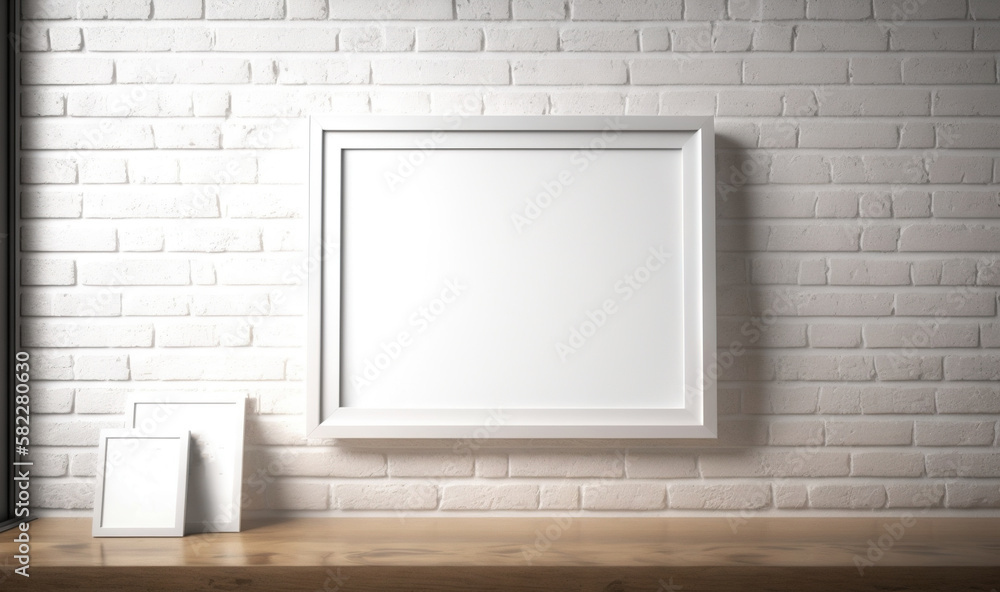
864 323 978 348
893 191 932 218
68 88 194 117
899 225 1000 252
926 452 1000 477
933 88 1000 116
117 58 251 84
21 223 116 252
700 450 849 477
972 0 1000 18
927 154 994 184
374 58 508 85
818 89 930 119
668 483 771 510
769 418 823 445
774 484 808 509
749 258 801 283
540 485 579 510
475 454 508 478
937 123 1000 149
774 354 875 381
22 0 76 19
861 386 936 414
513 0 566 18
22 292 121 317
153 0 203 18
485 26 558 51
123 294 191 316
685 0 726 20
717 89 783 116
769 155 831 184
79 260 189 286
946 483 1000 508
660 90 717 116
744 57 848 84
899 122 935 148
796 292 895 316
849 56 902 84
795 23 887 51
514 58 626 84
902 57 996 84
741 385 820 415
561 26 639 51
441 485 538 510
74 353 129 380
510 451 624 477
798 259 827 284
131 353 284 380
671 23 714 51
84 191 218 218
911 256 978 286
27 386 74 413
79 0 151 19
21 259 76 286
50 27 88 51
550 91 625 114
216 27 339 51
809 484 885 509
975 24 1000 49
156 320 247 347
809 324 862 348
800 121 898 149
388 453 475 477
23 321 152 348
340 26 415 51
806 0 870 19
22 90 66 116
335 483 437 510
937 386 1000 413
874 0 968 20
729 0 804 19
21 56 114 85
80 159 127 183
74 388 127 413
206 0 284 19
851 451 924 477
21 157 76 184
826 421 912 445
886 483 945 508
752 23 793 50
829 259 910 286
945 354 1000 380
23 121 153 150
571 0 682 20
891 25 973 51
915 420 996 446
631 57 742 84
582 483 665 510
34 481 95 510
415 26 482 51
456 0 510 19
625 452 698 478
875 353 943 380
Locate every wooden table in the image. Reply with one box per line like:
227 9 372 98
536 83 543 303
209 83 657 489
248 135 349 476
3 517 999 590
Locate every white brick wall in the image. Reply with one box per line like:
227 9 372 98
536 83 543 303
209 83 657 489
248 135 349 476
17 0 1000 517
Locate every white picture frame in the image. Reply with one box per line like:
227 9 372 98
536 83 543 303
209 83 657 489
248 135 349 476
92 429 190 537
308 116 716 439
124 394 247 533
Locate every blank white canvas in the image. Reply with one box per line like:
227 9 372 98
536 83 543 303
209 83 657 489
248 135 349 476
101 438 182 529
339 148 685 410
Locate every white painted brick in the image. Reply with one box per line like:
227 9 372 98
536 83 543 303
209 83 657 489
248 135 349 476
752 23 794 50
900 287 994 316
510 451 624 477
798 121 898 149
975 24 1000 49
482 92 548 115
893 191 931 218
286 0 330 20
875 354 943 381
886 483 945 508
119 225 165 251
117 57 251 84
21 157 76 184
671 23 713 51
829 259 910 286
639 26 670 51
900 225 1000 253
340 25 415 51
902 56 996 84
78 259 188 286
22 90 66 116
660 90 717 116
572 0 681 20
28 386 74 413
274 58 370 85
798 259 827 285
540 485 580 510
632 56 742 84
741 385 819 414
769 155 831 184
75 388 127 413
864 323 978 348
153 0 203 19
335 483 438 511
774 483 807 509
851 451 924 477
68 88 193 117
808 484 885 509
551 91 625 114
699 450 849 477
19 24 49 51
22 0 77 19
971 0 1000 18
826 421 912 446
206 0 284 19
927 155 994 184
744 56 848 84
859 386 936 414
709 22 751 51
331 0 451 19
773 354 875 381
79 0 151 19
79 159 127 184
797 292 895 316
670 483 771 510
21 259 76 286
899 121 936 148
256 447 385 477
85 26 182 51
474 454 508 478
259 483 328 511
21 223 116 252
131 353 285 380
937 122 1000 149
22 121 154 150
456 0 510 19
74 353 129 380
22 292 120 317
717 89 782 116
945 354 1000 380
926 452 1000 478
388 452 475 477
512 0 566 19
983 322 1000 347
371 90 431 114
31 452 69 478
795 23 887 51
415 26 483 51
582 483 665 510
374 58 508 85
769 418 823 445
123 294 191 315
513 58 626 84
806 0 870 19
946 482 1000 509
915 420 995 446
156 320 248 347
849 56 902 84
561 25 639 51
179 154 257 184
933 88 1000 116
85 190 220 218
217 27 339 52
891 25 973 51
625 452 698 478
34 481 95 510
874 0 967 20
729 0 804 19
484 26 557 50
441 484 538 510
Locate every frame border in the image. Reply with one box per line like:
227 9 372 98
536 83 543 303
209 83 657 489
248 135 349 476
308 116 716 439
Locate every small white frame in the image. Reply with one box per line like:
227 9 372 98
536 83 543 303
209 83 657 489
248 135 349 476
92 430 190 537
124 394 247 533
308 116 716 439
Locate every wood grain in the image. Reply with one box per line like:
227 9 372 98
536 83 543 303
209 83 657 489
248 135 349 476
2 518 999 591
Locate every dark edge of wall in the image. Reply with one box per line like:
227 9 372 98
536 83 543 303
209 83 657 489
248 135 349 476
0 0 15 533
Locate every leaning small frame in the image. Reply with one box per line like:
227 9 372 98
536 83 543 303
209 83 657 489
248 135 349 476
308 116 716 439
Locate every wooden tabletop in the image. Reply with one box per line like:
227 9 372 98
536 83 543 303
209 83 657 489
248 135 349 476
8 517 1000 568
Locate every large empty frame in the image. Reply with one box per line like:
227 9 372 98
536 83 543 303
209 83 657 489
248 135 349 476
308 116 715 439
